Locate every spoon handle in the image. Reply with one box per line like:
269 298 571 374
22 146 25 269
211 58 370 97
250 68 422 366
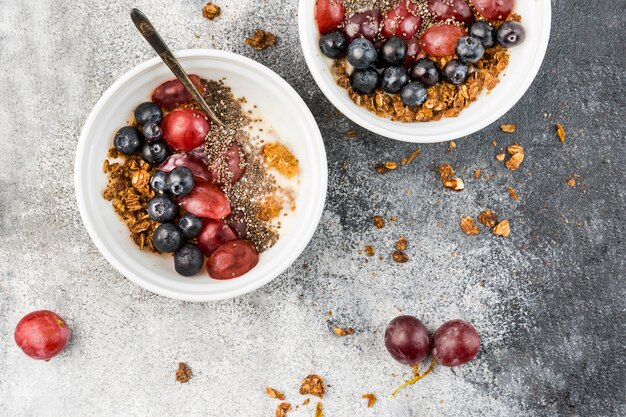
130 8 225 127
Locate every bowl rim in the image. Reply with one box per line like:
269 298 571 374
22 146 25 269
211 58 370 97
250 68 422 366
75 49 328 302
298 0 552 143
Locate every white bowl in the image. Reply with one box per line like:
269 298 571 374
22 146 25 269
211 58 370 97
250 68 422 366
75 50 327 302
299 0 551 143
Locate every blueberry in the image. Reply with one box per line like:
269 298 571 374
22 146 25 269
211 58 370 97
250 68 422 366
469 21 495 48
400 82 427 107
153 223 183 253
134 102 163 126
497 22 525 48
147 195 178 223
350 67 379 94
141 140 169 165
142 122 163 142
113 126 142 155
178 213 204 239
409 58 441 87
381 67 409 94
174 244 205 276
347 38 377 69
319 31 348 59
150 171 169 194
455 36 485 64
442 59 469 85
380 36 407 66
166 166 195 197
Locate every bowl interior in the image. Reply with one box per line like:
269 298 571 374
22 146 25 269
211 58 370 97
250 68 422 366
299 0 551 143
76 50 327 301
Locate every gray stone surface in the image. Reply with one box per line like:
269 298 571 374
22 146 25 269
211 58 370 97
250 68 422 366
0 0 624 416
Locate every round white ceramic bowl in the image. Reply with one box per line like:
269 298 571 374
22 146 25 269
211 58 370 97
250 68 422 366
299 0 551 143
75 49 328 302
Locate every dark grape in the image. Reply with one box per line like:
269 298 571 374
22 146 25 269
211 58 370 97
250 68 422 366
384 315 431 365
432 319 480 367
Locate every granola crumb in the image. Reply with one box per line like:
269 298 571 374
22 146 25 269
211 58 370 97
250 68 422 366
245 29 276 50
395 236 408 251
300 375 325 398
460 217 480 236
275 402 291 417
392 250 409 263
493 220 510 237
362 393 377 408
478 210 498 228
385 161 398 170
373 215 385 228
345 129 358 138
474 169 481 179
404 149 421 165
175 362 193 383
500 124 517 133
390 215 397 222
315 402 323 417
333 327 355 336
495 153 506 162
364 244 375 257
556 123 566 143
374 163 394 174
438 163 455 180
202 2 221 20
266 387 286 400
568 177 576 187
448 141 457 150
302 399 310 406
507 187 519 200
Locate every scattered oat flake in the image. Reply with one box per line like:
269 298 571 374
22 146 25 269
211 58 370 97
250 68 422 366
438 163 455 180
390 215 397 222
333 327 355 336
385 161 398 170
302 399 310 406
362 393 377 408
460 217 480 236
175 362 192 383
443 178 465 191
495 153 506 162
474 169 481 179
505 152 524 171
478 210 498 228
507 143 524 155
275 402 291 417
300 374 325 398
373 215 385 228
405 149 421 165
245 29 276 50
500 124 517 133
556 123 566 143
395 236 408 251
392 250 409 263
202 2 221 19
374 163 392 174
568 178 576 187
315 402 323 417
266 387 286 400
507 187 519 200
364 244 375 257
345 130 358 138
448 141 457 150
493 220 510 237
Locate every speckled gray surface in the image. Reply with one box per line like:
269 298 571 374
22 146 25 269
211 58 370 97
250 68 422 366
0 0 624 416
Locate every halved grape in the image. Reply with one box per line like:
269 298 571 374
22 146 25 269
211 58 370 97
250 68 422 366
315 0 346 35
382 2 422 40
152 75 205 108
384 315 431 365
159 153 213 182
196 219 237 257
161 108 210 151
343 10 382 41
207 240 259 280
210 142 246 186
472 0 513 21
178 181 231 219
403 37 422 67
432 320 480 367
419 24 467 57
427 0 474 25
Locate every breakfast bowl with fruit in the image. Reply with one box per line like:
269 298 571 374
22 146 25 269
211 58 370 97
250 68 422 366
299 0 551 142
75 50 327 301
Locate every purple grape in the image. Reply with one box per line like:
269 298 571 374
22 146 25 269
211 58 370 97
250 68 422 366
432 320 480 367
384 315 431 365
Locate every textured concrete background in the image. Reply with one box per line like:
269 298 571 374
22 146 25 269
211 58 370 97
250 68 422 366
0 0 624 416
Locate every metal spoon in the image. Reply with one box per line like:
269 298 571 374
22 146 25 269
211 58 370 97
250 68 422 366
130 8 225 127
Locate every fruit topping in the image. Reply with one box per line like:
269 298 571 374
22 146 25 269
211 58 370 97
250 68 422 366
162 108 210 151
196 219 237 257
206 240 259 280
380 36 408 66
384 315 430 365
147 195 178 223
343 10 382 42
442 58 469 85
150 171 169 194
350 67 380 94
381 66 410 94
409 58 441 87
381 2 422 40
403 37 422 67
497 21 525 48
174 244 205 276
347 38 378 69
159 153 213 182
468 21 495 47
225 210 248 239
113 126 142 155
151 75 204 108
419 24 467 57
431 319 480 366
134 102 163 126
315 0 346 35
319 30 348 58
455 36 485 64
142 122 163 142
427 0 474 25
178 181 231 219
166 166 195 197
14 310 70 360
400 81 427 107
178 213 204 239
141 140 170 165
472 0 513 21
211 141 246 186
153 223 183 253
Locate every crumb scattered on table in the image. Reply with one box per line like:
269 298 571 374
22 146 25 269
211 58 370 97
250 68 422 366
245 30 276 50
175 362 193 383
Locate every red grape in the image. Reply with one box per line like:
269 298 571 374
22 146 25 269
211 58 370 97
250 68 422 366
419 24 467 57
207 240 259 280
472 0 513 21
382 2 422 40
159 153 213 182
403 37 422 67
210 142 246 185
162 109 210 152
384 315 431 365
432 320 480 367
225 209 248 239
152 75 204 108
178 181 231 219
427 0 475 25
196 219 237 257
315 0 346 35
343 10 382 41
14 310 70 360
